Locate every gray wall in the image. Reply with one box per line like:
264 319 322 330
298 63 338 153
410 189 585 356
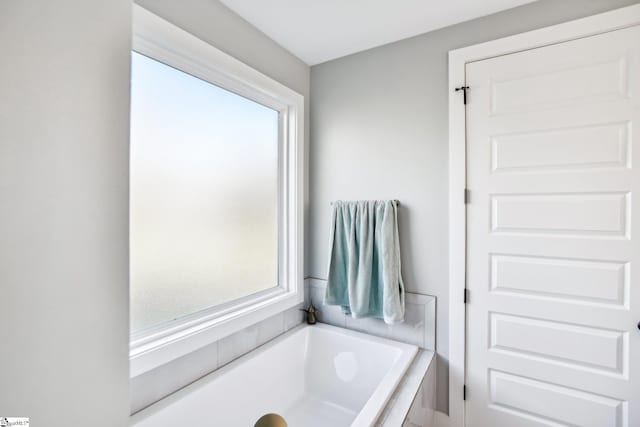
309 0 640 413
0 0 310 423
0 1 131 426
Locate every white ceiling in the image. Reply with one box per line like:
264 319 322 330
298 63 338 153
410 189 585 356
219 0 538 65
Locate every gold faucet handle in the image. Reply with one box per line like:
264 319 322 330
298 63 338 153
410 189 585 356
254 413 288 427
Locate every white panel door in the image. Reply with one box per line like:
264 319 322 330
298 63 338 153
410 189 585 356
465 25 640 427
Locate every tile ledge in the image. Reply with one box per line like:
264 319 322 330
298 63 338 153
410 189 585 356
306 277 435 303
376 349 435 427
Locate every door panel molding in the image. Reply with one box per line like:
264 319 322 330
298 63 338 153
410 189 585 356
448 5 640 427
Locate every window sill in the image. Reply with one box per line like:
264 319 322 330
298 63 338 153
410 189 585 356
130 286 303 377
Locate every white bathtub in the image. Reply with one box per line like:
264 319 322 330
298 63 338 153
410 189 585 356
131 323 418 427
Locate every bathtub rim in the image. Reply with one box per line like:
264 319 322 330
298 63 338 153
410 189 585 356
130 322 419 426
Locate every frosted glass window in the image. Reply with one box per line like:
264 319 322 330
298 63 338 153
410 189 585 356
130 52 279 332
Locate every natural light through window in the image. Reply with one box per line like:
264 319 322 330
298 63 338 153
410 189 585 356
130 52 279 332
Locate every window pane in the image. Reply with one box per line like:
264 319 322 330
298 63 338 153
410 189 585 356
130 52 279 332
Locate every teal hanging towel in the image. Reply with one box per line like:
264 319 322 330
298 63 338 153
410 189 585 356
325 200 405 324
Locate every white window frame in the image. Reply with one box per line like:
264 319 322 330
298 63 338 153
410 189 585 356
447 4 640 426
129 5 304 378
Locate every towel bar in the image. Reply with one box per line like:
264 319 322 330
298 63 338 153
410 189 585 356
330 200 400 206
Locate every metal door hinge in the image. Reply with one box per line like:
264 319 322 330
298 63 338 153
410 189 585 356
464 289 469 304
455 86 470 104
464 188 470 204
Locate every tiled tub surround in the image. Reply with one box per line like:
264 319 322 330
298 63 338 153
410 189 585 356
131 323 418 427
306 278 436 351
130 302 307 414
377 350 436 427
131 278 436 424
